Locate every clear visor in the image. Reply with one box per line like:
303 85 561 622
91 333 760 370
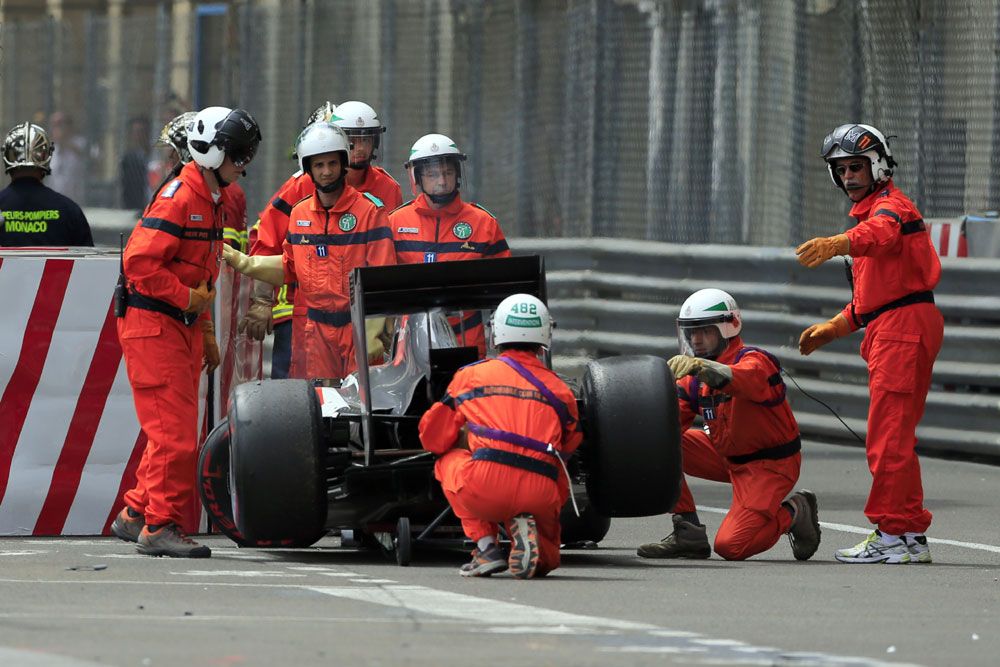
677 320 727 359
407 155 471 200
343 128 382 167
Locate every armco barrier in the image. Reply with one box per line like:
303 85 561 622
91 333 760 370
513 238 1000 460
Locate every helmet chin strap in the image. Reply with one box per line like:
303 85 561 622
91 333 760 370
314 173 344 194
212 168 232 189
427 189 459 205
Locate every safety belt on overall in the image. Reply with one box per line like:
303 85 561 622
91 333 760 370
467 355 580 514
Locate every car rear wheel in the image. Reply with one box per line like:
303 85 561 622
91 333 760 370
199 418 324 548
229 379 327 544
582 355 682 517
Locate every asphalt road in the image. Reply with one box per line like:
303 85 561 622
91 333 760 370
0 440 997 667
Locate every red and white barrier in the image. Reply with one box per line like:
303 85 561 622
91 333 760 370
0 249 259 536
928 220 968 258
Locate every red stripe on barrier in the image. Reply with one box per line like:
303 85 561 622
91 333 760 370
957 229 969 257
102 430 147 536
33 300 123 535
0 259 74 505
938 223 951 257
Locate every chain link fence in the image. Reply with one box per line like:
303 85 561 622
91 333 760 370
3 0 1000 246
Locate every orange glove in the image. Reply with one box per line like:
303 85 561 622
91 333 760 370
184 280 216 315
798 314 851 355
201 319 221 373
796 234 850 268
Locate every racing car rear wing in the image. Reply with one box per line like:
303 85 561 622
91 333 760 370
349 255 548 464
349 255 547 317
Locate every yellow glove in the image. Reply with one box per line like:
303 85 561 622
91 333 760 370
238 281 274 341
201 319 221 373
668 354 702 380
222 244 285 286
798 314 851 356
796 234 850 268
365 317 388 365
184 279 216 315
668 354 733 389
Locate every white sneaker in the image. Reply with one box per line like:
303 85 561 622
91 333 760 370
905 534 932 564
835 531 909 564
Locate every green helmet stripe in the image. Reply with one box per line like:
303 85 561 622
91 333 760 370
705 301 729 311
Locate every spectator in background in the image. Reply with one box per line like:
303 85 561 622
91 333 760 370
0 121 92 247
120 116 151 212
48 111 91 205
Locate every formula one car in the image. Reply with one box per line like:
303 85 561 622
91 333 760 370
198 256 681 564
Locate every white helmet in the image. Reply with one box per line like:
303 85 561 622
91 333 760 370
491 294 553 349
3 122 54 174
187 106 262 170
405 133 467 202
295 121 350 173
820 123 896 192
405 133 466 165
332 100 385 162
677 288 742 358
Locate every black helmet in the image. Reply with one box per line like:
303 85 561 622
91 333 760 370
820 123 896 191
188 106 262 170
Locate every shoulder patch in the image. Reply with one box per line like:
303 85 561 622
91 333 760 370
473 202 495 218
161 179 183 199
363 192 384 208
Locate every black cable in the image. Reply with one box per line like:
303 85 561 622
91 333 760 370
781 368 866 445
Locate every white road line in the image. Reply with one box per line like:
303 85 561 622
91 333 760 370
0 576 922 666
0 647 107 667
0 550 47 557
306 585 657 631
171 570 307 578
0 612 469 625
697 505 1000 554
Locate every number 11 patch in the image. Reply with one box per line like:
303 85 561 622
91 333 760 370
316 245 328 257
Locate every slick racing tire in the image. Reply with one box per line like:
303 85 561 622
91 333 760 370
198 419 324 548
582 355 681 517
229 379 327 544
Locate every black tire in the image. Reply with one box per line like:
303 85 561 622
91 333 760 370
559 497 611 545
395 516 412 566
230 379 327 544
199 419 322 548
582 355 682 517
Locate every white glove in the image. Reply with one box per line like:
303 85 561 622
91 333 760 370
222 244 285 286
668 354 733 389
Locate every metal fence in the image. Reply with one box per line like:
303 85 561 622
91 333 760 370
4 0 1000 245
516 237 1000 460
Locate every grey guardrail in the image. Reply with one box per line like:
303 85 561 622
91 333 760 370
512 238 1000 460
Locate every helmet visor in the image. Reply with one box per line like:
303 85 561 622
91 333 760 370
677 317 730 359
408 155 470 200
227 137 259 168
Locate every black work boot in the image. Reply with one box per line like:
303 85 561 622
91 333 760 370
637 515 711 559
785 489 821 561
